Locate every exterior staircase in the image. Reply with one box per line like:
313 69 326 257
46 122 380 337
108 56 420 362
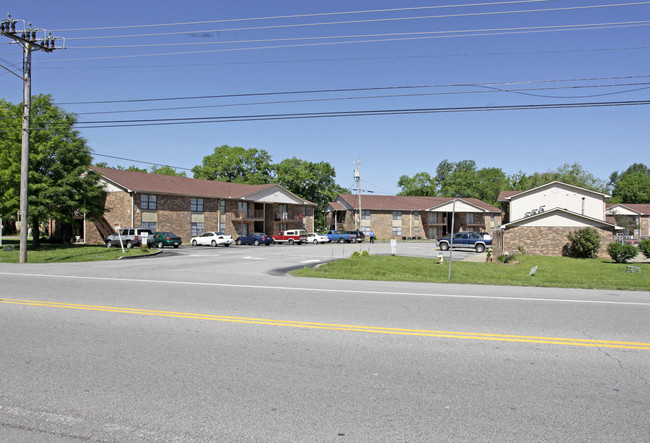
93 216 114 241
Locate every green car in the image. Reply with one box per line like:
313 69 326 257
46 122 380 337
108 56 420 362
152 232 182 248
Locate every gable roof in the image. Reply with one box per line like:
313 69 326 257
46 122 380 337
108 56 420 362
329 194 500 213
501 207 621 229
606 203 650 215
91 166 314 204
499 181 611 201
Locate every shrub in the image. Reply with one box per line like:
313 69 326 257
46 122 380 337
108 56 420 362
140 244 150 252
639 239 650 259
607 243 638 263
563 227 601 258
361 250 370 257
518 245 526 255
351 251 361 258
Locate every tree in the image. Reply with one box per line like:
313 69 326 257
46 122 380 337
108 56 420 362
512 163 607 193
397 172 436 196
609 163 650 204
562 227 601 258
192 145 273 184
150 165 187 177
274 157 346 228
0 95 105 246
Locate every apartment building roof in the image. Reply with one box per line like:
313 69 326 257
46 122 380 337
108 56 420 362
92 166 314 204
330 194 500 213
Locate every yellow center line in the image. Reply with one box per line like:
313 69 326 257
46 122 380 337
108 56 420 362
2 297 649 350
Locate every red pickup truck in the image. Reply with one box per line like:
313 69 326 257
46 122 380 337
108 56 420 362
272 229 308 245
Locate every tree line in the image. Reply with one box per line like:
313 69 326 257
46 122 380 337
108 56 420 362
398 160 650 206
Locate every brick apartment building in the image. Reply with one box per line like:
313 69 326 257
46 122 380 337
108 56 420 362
79 167 315 244
325 194 502 240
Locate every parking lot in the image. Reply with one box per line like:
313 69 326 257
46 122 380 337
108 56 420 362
150 240 478 276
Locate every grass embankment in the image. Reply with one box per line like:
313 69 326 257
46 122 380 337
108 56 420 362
0 240 153 263
291 254 650 291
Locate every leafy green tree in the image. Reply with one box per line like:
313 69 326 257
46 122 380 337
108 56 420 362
192 145 273 184
150 165 187 177
609 163 650 203
0 95 105 246
639 239 650 259
274 157 346 228
513 163 607 193
397 172 436 196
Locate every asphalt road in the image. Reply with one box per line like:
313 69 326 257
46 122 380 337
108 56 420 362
1 242 649 442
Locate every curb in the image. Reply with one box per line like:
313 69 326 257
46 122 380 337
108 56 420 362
117 250 163 260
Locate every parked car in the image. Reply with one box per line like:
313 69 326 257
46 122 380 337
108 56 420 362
307 233 330 244
437 231 492 253
105 228 154 249
235 232 274 246
479 232 493 241
152 232 182 248
345 230 366 243
191 231 233 247
325 230 357 243
272 229 308 245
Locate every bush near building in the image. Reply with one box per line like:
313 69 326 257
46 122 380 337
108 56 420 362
607 243 639 263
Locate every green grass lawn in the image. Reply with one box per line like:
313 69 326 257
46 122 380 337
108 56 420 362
291 254 650 291
0 240 154 263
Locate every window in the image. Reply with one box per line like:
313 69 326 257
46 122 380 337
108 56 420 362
238 201 248 218
361 226 371 234
191 222 203 236
279 223 287 231
413 212 419 220
191 198 204 213
428 227 438 238
141 222 156 231
219 222 225 232
219 200 226 214
238 224 249 236
392 226 402 236
428 213 438 224
361 210 370 220
466 213 474 224
392 211 402 220
141 194 156 210
414 226 419 236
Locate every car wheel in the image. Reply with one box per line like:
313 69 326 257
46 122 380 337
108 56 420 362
126 241 133 249
173 245 179 248
338 238 344 243
439 242 449 251
157 241 164 249
106 241 113 248
236 239 241 245
224 243 230 247
192 240 198 246
288 239 294 245
313 239 318 244
211 240 217 247
254 239 260 246
475 243 485 253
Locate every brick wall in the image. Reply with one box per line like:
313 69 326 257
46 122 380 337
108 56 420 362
493 226 616 257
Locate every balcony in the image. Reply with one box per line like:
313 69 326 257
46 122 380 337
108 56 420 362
274 210 305 221
236 209 265 220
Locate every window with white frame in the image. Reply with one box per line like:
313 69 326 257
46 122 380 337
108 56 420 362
361 210 370 220
392 211 402 220
141 194 157 210
466 213 474 224
191 198 204 213
361 226 371 234
219 200 226 214
428 213 438 224
414 226 419 236
191 222 203 236
428 227 438 238
392 226 402 236
413 212 419 222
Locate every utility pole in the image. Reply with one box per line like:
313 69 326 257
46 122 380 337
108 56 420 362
354 157 361 231
1 15 62 263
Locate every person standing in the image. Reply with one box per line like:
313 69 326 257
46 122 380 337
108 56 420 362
369 231 375 243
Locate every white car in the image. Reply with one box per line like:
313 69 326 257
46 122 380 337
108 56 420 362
191 231 233 247
307 233 330 244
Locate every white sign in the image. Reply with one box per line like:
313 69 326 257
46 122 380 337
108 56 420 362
114 224 120 232
390 239 397 256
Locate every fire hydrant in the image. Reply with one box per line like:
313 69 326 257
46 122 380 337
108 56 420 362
437 253 444 264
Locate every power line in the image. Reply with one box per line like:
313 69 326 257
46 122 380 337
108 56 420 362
69 20 650 50
63 2 650 42
5 99 644 131
37 21 650 61
52 75 650 105
51 0 560 31
91 152 194 171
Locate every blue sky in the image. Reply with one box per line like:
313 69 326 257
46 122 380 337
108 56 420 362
2 0 649 195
